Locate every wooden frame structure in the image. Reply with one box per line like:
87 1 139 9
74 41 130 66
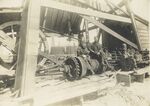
7 0 148 105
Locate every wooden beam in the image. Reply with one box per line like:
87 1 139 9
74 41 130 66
80 25 96 33
0 30 16 52
80 1 126 33
109 1 148 26
108 0 129 16
97 29 102 41
84 20 89 42
75 0 97 10
109 0 125 14
125 0 141 50
75 0 125 14
38 51 59 65
81 15 138 49
41 0 131 23
104 0 117 15
14 0 41 96
134 14 149 26
80 15 148 33
80 0 148 33
0 9 23 13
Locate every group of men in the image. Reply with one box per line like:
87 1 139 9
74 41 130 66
119 43 144 71
77 36 113 74
76 34 144 72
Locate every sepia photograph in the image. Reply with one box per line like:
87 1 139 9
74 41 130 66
0 0 149 106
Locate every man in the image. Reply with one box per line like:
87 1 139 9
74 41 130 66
120 43 136 71
91 36 114 71
90 36 102 54
77 40 90 57
77 40 95 74
135 50 142 63
122 43 129 58
128 46 137 68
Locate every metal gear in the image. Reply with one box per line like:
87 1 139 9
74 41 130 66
64 57 81 81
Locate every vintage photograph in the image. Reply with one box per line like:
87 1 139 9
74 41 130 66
0 0 149 106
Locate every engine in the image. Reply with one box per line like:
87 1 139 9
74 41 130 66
63 52 105 81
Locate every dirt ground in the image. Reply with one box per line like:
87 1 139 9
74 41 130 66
48 77 150 106
83 78 150 106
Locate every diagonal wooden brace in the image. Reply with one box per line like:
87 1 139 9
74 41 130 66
81 15 138 49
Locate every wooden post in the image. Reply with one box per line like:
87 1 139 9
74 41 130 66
125 0 141 50
14 0 41 97
84 20 89 42
97 29 102 42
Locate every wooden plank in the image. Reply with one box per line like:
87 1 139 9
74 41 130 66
134 14 149 26
107 0 148 26
80 25 97 33
80 3 148 32
14 0 41 96
75 0 97 10
116 73 131 86
139 35 149 38
0 9 22 13
133 66 150 83
81 15 138 49
84 20 89 42
109 0 125 14
125 0 141 50
0 22 19 52
108 0 148 26
138 30 149 33
39 51 59 65
80 1 126 33
134 74 145 83
104 0 117 15
54 10 63 30
0 30 16 52
41 0 132 23
139 38 149 41
59 11 69 33
34 76 112 106
50 9 59 30
108 0 128 16
5 76 112 106
140 42 150 44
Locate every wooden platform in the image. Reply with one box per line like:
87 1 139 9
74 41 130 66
34 75 115 106
0 74 115 106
